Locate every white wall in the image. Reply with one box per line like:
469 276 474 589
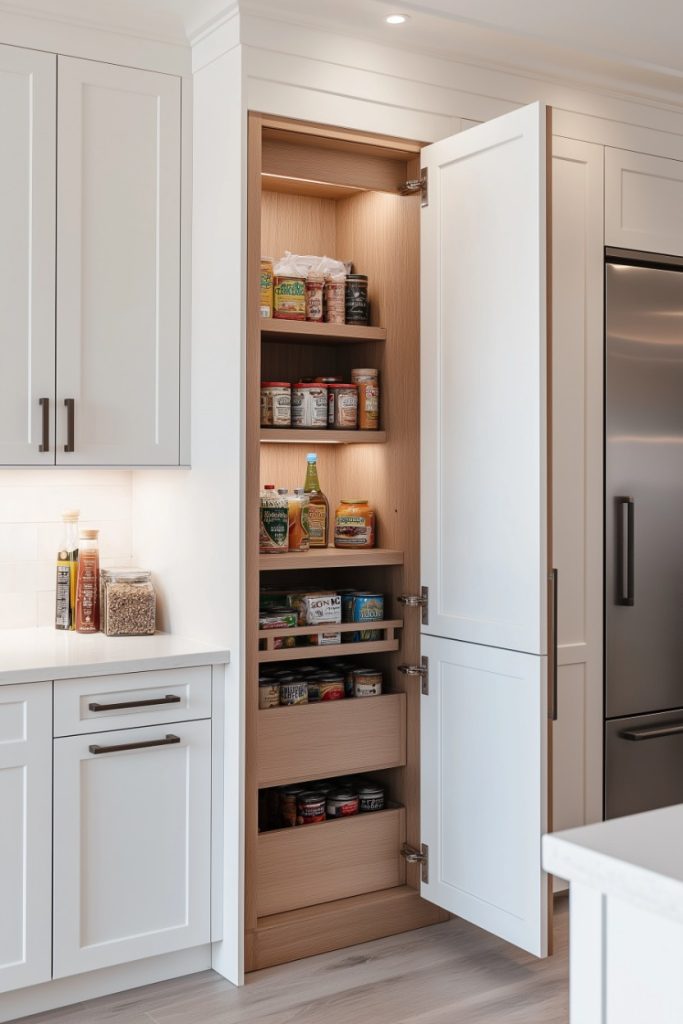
0 470 133 629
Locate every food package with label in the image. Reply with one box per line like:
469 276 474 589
258 609 298 650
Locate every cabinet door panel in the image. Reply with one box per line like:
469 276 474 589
419 103 549 957
420 102 547 656
605 148 683 258
56 57 181 466
0 682 52 993
53 720 211 978
420 634 548 955
0 45 55 466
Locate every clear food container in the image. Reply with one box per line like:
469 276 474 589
101 568 156 637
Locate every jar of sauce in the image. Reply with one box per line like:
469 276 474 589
334 499 376 548
328 383 358 429
297 791 327 825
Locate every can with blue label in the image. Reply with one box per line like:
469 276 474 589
351 592 384 642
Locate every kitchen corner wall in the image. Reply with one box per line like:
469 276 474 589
0 470 133 629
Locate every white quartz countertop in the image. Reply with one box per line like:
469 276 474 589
543 805 683 925
0 627 229 685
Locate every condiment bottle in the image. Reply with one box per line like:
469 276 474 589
260 485 289 554
289 488 310 552
75 529 100 633
303 453 329 548
55 509 79 630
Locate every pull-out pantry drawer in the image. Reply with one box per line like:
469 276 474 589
257 806 406 918
53 666 211 736
257 693 407 788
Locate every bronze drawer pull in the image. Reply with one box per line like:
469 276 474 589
89 734 180 755
88 694 181 712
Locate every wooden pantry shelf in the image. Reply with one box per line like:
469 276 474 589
261 319 386 344
259 619 402 659
259 547 404 571
260 429 386 444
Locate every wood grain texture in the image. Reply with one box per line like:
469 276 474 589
258 547 404 570
262 138 410 194
24 897 568 1024
260 429 387 444
257 808 406 917
261 191 337 263
261 319 386 343
257 693 406 787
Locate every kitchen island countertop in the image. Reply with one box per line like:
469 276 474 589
0 627 229 685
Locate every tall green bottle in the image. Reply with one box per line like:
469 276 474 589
303 453 329 548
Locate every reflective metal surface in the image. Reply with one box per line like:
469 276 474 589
605 258 683 721
606 709 683 819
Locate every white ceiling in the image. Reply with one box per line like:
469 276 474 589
3 0 683 101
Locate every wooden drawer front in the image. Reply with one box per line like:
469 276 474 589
53 666 211 737
257 807 406 918
257 693 406 788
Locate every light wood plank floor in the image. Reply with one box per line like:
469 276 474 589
21 898 568 1024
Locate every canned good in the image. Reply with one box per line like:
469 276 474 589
260 259 273 318
318 676 345 701
334 499 376 548
279 784 306 827
357 783 385 813
327 383 358 429
274 275 306 320
352 368 380 430
338 591 358 623
279 680 309 705
260 382 291 427
324 278 345 323
326 790 360 818
353 669 383 697
345 274 369 325
292 384 328 429
297 791 326 825
307 679 322 703
305 274 324 322
259 677 281 708
351 592 384 641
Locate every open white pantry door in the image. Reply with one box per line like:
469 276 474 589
418 102 550 956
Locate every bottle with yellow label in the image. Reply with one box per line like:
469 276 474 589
303 453 329 548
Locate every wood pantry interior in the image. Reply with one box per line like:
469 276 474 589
246 114 448 972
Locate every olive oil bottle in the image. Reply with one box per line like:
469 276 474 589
55 510 79 630
303 452 329 548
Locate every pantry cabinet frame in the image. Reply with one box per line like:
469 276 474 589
244 112 448 973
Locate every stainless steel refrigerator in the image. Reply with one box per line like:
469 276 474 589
605 248 683 819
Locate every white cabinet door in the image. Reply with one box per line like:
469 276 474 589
420 103 549 956
0 45 56 466
420 635 548 955
56 57 181 466
0 682 52 993
605 148 683 257
551 137 604 838
53 720 211 978
421 102 548 656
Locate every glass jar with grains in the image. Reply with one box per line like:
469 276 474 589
101 568 157 637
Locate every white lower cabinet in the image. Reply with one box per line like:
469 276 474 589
0 683 52 994
53 720 211 979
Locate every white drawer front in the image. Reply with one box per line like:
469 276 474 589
53 666 211 737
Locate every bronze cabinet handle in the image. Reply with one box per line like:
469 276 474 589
88 694 182 713
38 397 49 452
64 398 75 452
88 734 180 755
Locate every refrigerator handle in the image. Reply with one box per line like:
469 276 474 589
616 496 635 606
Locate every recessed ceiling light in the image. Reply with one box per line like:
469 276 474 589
385 14 408 24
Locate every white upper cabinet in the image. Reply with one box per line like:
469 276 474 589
420 102 548 657
56 57 181 465
0 683 52 994
0 45 56 466
605 148 683 257
419 103 550 958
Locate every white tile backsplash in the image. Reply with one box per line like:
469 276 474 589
0 470 133 630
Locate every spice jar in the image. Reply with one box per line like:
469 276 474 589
305 273 324 322
260 382 291 427
357 783 385 813
334 498 376 548
101 568 156 637
326 790 360 818
292 384 328 428
297 791 326 825
352 368 380 430
260 259 273 317
324 277 345 323
327 383 358 429
273 275 305 320
345 274 369 324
